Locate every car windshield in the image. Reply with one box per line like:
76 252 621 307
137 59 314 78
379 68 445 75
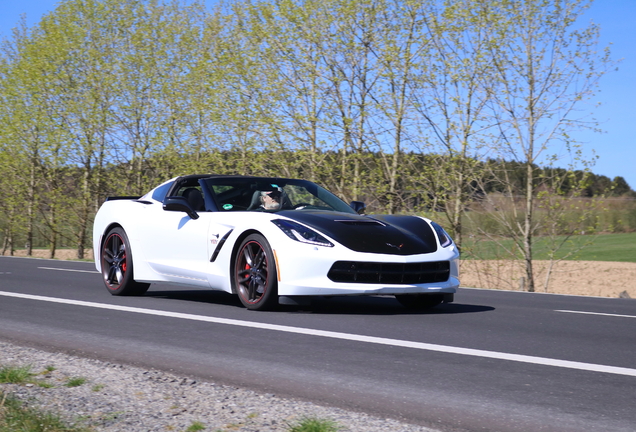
202 177 356 214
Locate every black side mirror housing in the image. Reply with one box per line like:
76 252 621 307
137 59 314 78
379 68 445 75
349 200 366 215
163 196 199 220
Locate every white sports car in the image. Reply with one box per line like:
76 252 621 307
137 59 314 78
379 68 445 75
93 175 460 310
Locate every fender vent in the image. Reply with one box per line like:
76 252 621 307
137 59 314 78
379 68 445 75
328 261 450 284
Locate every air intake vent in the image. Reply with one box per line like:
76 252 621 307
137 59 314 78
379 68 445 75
334 219 385 226
328 261 450 284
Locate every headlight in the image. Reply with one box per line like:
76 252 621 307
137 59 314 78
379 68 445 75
272 219 334 247
430 221 453 248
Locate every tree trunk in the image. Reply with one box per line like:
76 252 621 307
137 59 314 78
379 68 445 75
524 160 535 292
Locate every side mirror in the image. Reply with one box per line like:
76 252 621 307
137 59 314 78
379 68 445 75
163 196 199 220
349 200 366 215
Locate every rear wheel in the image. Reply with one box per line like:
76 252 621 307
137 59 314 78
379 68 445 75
395 294 443 310
101 227 149 296
234 234 278 310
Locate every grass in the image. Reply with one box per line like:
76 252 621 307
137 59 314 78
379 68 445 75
0 365 55 389
0 362 342 432
462 232 636 262
65 377 87 388
0 365 35 384
186 421 206 431
0 393 91 432
287 417 341 432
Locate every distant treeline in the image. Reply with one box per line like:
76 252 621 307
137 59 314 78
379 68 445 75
1 148 633 258
478 161 634 199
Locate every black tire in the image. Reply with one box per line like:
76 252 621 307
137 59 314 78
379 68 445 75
395 294 443 310
234 234 278 310
101 227 150 296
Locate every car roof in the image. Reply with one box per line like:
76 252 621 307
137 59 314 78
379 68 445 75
174 174 301 183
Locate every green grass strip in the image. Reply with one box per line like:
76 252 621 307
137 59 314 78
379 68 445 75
462 232 636 262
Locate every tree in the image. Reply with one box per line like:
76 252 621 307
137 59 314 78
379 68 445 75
407 0 495 245
477 0 613 291
611 176 633 197
0 19 62 257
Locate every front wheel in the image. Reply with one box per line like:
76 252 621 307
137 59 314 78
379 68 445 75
395 294 443 310
101 227 149 296
234 234 278 310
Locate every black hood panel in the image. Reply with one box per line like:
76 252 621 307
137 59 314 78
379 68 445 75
277 211 438 255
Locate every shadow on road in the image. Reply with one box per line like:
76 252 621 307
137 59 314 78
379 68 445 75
305 296 494 315
144 289 495 315
145 289 242 306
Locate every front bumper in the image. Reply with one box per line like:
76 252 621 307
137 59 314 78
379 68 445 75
273 241 460 297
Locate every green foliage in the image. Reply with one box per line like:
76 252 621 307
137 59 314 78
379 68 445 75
0 365 34 384
64 377 87 388
0 364 55 388
186 421 206 431
0 393 91 432
287 417 341 432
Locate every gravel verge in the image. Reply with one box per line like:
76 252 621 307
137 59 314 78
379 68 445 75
0 341 439 432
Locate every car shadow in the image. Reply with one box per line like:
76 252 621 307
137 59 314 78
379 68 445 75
301 296 494 315
145 290 243 307
144 289 494 315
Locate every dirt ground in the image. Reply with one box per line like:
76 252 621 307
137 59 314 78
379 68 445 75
460 259 635 299
4 248 635 299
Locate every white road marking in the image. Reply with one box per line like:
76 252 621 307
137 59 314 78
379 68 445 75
38 267 99 274
556 310 636 319
1 290 635 377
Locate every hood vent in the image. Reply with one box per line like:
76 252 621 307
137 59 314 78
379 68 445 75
335 219 385 226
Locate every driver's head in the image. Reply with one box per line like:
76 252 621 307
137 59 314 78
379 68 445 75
260 189 282 210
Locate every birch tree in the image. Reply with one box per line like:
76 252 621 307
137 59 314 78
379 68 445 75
479 0 613 291
407 0 495 245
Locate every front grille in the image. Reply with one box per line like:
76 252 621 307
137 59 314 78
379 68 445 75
327 261 450 284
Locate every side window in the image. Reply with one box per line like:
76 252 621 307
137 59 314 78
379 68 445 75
175 185 202 196
152 182 173 202
210 184 253 211
175 185 206 211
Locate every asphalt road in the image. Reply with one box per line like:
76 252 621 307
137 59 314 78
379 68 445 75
1 256 635 432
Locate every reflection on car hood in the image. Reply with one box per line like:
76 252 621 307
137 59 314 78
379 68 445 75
277 211 438 255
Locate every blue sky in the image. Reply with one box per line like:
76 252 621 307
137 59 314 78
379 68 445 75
1 0 634 189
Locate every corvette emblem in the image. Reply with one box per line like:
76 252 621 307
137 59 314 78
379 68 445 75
386 243 404 250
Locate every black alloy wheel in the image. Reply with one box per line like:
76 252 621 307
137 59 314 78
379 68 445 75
101 227 150 296
234 233 278 310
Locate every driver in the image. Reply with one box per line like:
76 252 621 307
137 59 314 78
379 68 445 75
260 189 282 210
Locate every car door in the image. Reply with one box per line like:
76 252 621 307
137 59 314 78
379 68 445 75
135 181 232 287
135 204 211 286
